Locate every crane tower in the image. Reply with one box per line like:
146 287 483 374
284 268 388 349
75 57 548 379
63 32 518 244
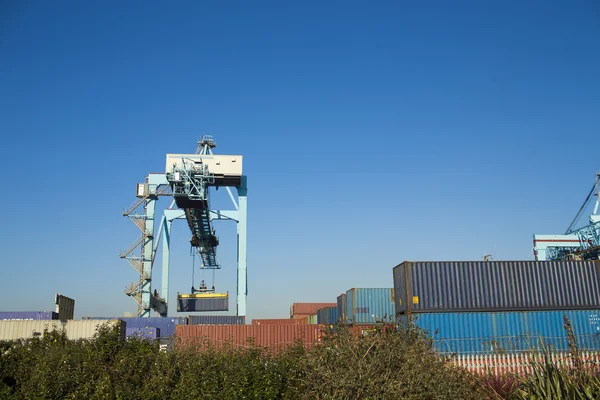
119 136 247 317
533 172 600 261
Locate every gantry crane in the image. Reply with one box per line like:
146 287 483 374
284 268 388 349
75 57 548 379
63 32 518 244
533 172 600 261
119 136 247 317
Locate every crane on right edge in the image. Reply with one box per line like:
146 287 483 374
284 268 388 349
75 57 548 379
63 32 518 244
533 172 600 261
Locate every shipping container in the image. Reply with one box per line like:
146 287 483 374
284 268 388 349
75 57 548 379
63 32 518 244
0 320 124 342
0 320 63 341
178 296 228 312
252 318 307 325
400 310 600 354
393 260 600 315
337 294 346 322
175 316 188 325
290 303 337 318
188 315 246 325
317 307 338 326
0 311 59 321
126 327 160 339
54 293 75 321
121 317 184 337
176 324 324 353
90 317 185 337
307 314 318 324
64 320 125 341
345 288 395 324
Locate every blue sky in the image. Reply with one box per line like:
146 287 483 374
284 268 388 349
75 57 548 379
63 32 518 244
1 1 598 320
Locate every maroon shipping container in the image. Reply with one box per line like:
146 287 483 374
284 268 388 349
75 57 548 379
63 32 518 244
252 318 308 325
176 324 324 353
290 303 337 318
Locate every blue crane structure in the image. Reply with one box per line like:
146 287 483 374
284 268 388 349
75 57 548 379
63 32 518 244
119 136 247 317
533 172 600 261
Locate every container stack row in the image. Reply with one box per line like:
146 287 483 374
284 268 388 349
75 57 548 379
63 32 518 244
314 288 396 326
83 315 246 340
393 260 600 354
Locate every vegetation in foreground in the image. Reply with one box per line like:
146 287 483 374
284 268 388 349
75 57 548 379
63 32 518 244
0 320 599 399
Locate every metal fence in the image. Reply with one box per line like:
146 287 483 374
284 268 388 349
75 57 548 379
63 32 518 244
448 351 600 376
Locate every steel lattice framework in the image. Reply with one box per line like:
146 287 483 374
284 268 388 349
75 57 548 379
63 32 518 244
120 136 247 317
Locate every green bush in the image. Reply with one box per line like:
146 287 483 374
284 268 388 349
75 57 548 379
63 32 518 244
0 321 489 399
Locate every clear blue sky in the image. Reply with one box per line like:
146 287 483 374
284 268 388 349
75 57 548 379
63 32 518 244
1 1 598 320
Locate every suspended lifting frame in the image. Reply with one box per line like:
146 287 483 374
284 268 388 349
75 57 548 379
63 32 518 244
120 136 247 317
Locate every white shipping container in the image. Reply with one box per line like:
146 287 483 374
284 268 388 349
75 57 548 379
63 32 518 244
0 321 63 341
0 320 125 342
64 320 125 341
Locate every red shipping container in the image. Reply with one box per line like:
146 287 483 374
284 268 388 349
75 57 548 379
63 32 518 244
290 303 337 317
252 318 307 325
176 324 325 353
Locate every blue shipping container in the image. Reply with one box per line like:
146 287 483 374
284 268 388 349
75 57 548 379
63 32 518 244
0 311 59 321
88 317 186 337
126 327 160 339
400 310 600 354
337 294 346 322
317 307 338 326
345 288 395 324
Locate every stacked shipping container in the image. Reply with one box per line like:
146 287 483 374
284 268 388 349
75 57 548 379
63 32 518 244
290 303 336 319
126 327 160 340
345 288 395 324
393 260 600 354
316 307 338 326
337 294 346 323
252 318 307 325
188 315 245 325
0 311 59 321
175 324 324 353
400 309 600 354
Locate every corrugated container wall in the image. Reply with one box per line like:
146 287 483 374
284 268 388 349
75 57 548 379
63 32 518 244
54 293 75 321
0 311 59 321
400 310 600 354
337 294 346 322
0 320 124 342
0 321 63 341
188 315 245 325
176 324 324 353
89 317 186 337
290 303 337 318
393 260 600 315
317 307 338 326
178 297 228 312
126 327 160 339
307 314 318 324
122 317 184 337
64 320 125 341
345 288 395 324
252 318 307 325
